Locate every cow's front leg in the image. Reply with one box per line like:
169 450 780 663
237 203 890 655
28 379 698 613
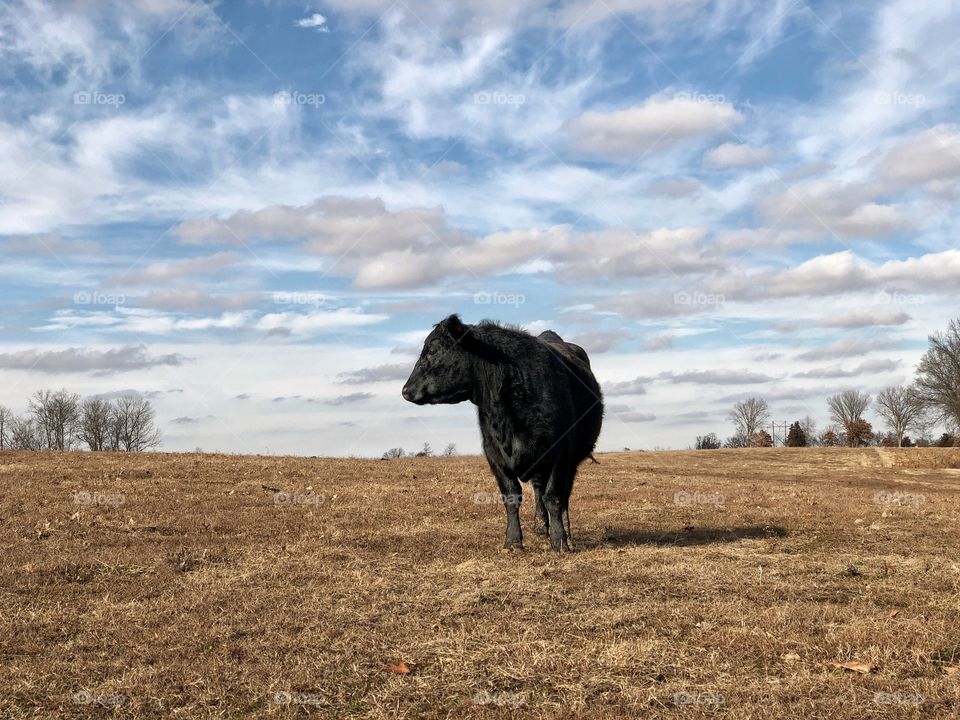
532 482 549 535
493 469 523 549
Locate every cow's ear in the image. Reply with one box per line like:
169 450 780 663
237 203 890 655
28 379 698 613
440 314 467 340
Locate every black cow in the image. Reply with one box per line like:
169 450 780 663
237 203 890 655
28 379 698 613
401 314 603 551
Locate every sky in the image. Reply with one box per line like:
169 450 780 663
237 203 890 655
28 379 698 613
0 0 958 456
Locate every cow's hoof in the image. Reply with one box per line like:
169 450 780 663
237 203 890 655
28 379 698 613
501 542 524 553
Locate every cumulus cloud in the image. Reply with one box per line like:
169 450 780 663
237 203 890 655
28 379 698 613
795 337 896 361
336 363 412 385
703 142 774 168
759 181 907 237
879 124 960 185
324 392 374 406
820 308 910 328
0 345 189 375
647 178 703 198
716 249 960 301
641 334 674 351
564 95 742 160
117 252 240 285
174 197 712 289
295 13 329 31
793 358 901 379
604 377 650 396
569 330 622 353
35 305 387 337
613 410 657 423
659 369 775 385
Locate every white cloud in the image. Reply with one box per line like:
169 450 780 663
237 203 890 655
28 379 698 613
703 142 774 168
879 124 960 185
295 13 329 31
564 95 743 160
759 181 907 238
820 308 910 328
0 344 189 375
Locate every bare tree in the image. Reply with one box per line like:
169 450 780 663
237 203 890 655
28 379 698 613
29 389 81 450
800 416 817 445
9 415 42 450
112 395 162 452
79 397 114 451
915 318 960 430
827 390 871 437
875 386 926 447
382 447 405 459
724 430 748 448
729 397 770 441
695 433 722 450
443 443 457 456
0 405 12 451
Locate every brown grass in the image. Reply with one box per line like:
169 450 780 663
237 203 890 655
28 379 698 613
2 447 960 718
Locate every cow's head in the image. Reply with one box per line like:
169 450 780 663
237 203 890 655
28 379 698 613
402 314 482 405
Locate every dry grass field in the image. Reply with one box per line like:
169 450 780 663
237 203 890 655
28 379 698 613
2 447 960 719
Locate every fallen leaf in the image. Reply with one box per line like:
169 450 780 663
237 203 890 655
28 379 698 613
830 661 877 674
885 609 900 619
383 660 412 675
782 653 801 663
942 665 960 676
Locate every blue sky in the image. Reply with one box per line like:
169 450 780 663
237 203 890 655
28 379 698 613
0 0 958 455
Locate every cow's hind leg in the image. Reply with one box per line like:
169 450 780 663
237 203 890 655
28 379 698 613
544 465 574 552
493 468 523 550
561 502 573 551
532 482 549 535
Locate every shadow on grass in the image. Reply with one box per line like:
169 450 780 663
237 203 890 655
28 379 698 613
584 525 788 549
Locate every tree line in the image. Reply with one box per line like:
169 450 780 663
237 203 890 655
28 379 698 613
0 389 161 452
696 318 960 450
382 442 457 459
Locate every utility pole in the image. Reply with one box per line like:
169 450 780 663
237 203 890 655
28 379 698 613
770 421 789 447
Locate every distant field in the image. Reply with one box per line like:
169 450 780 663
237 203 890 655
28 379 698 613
2 447 960 719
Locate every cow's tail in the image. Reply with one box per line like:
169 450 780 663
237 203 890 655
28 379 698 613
588 453 599 464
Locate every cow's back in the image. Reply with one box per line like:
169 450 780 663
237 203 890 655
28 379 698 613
537 331 604 461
